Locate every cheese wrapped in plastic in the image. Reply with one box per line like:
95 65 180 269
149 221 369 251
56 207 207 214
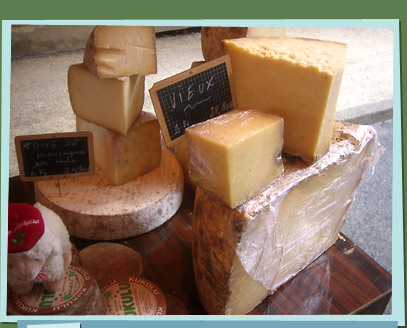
186 109 284 208
192 121 380 315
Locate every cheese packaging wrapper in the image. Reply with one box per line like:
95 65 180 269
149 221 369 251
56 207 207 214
193 121 381 315
83 25 157 78
222 37 346 164
68 63 145 135
186 109 284 208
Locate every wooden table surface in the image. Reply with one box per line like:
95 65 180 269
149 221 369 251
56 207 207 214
8 176 392 315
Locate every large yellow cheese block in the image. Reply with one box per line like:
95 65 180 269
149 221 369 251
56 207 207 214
34 146 184 240
222 37 346 163
83 25 157 78
201 26 288 61
186 109 284 208
193 121 379 315
68 63 144 135
76 111 161 186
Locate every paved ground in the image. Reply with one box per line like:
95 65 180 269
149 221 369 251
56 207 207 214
5 26 395 314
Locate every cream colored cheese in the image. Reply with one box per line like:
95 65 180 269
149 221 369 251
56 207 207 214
186 109 284 208
83 25 157 78
76 111 161 186
68 63 145 135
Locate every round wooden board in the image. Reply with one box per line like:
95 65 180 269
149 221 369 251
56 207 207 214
35 147 184 240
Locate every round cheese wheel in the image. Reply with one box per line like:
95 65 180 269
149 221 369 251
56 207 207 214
79 242 143 289
7 264 102 315
35 147 184 240
100 276 167 315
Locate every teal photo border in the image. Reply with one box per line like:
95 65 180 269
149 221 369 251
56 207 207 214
1 1 405 327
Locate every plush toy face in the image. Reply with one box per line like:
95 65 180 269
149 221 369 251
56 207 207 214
8 248 46 282
8 203 48 283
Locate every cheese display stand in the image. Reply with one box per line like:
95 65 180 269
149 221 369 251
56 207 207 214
7 26 392 316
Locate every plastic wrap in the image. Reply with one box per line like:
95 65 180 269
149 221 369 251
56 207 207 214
192 120 381 315
235 121 380 290
186 108 284 208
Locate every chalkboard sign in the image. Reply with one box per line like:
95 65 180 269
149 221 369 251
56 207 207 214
15 132 95 182
150 55 237 147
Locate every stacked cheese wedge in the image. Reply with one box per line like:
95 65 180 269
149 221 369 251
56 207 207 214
189 32 379 314
35 26 184 240
68 26 160 186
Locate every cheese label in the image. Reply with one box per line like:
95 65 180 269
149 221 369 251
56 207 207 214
150 55 236 147
11 265 93 315
101 276 166 315
15 132 95 182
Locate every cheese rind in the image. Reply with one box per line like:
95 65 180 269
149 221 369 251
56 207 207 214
173 137 195 190
76 111 161 186
68 63 145 135
186 109 284 208
222 37 346 163
193 121 378 315
83 25 157 78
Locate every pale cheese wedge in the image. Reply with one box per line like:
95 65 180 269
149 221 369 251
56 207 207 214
83 25 157 78
68 63 144 135
76 111 161 186
186 109 284 208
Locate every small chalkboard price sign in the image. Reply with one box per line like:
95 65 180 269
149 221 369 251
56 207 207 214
150 55 237 147
15 132 95 182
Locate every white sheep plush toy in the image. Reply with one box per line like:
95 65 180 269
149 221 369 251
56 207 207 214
8 202 72 295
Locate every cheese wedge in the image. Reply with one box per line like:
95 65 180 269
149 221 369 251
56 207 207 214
68 63 144 135
76 111 161 186
201 26 288 61
193 121 378 315
222 37 346 163
186 109 284 208
83 25 157 78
